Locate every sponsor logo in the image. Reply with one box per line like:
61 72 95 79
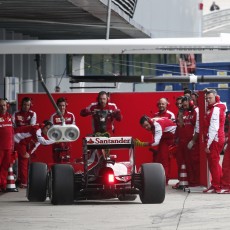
55 117 62 123
17 115 23 121
86 137 132 145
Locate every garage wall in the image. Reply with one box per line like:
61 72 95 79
18 91 182 178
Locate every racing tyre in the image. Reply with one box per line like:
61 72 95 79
27 162 48 202
50 164 74 205
139 163 165 204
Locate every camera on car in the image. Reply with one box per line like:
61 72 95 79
47 124 80 142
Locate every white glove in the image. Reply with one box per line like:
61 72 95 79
187 140 194 150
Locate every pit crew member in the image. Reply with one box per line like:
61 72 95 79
14 121 55 188
135 116 176 184
203 89 226 193
0 98 13 192
175 96 200 188
80 91 122 137
49 97 76 163
12 97 37 186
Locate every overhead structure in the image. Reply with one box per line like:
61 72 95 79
69 75 230 83
1 36 230 54
0 0 147 39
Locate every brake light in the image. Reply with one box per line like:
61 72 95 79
108 173 115 183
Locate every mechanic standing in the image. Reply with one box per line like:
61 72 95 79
203 89 226 193
49 97 76 163
176 96 200 188
0 98 13 192
12 97 37 187
14 121 55 187
80 91 122 137
135 116 176 184
152 98 176 180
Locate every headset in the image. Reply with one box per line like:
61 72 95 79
157 97 170 107
181 96 195 110
97 91 110 104
183 88 192 96
191 91 199 98
215 95 220 103
205 89 220 103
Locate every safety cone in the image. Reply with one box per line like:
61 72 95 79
179 164 189 188
6 163 18 192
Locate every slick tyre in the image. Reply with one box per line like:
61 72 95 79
27 162 48 202
139 163 165 204
50 164 74 205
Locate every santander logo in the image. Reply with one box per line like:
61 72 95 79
86 137 132 145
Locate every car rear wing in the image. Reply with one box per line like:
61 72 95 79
83 136 134 149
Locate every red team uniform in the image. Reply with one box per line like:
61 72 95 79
204 102 226 191
12 106 37 187
153 108 175 182
153 110 175 122
177 106 200 186
14 124 54 186
50 111 75 162
12 110 36 127
80 102 122 135
149 117 176 183
0 112 13 191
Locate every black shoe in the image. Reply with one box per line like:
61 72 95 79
0 188 7 193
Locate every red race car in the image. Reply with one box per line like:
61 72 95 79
27 135 166 205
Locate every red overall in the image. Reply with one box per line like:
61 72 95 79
12 109 37 185
204 103 226 189
80 102 122 135
177 107 200 186
50 111 75 163
0 112 13 190
150 118 176 183
14 125 54 185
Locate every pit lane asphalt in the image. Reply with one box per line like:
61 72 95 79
0 180 230 230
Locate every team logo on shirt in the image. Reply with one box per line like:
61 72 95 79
17 115 24 121
55 117 62 123
27 116 31 120
66 117 71 122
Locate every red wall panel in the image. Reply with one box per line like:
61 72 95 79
18 91 183 179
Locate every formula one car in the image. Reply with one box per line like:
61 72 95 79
28 55 165 204
27 136 166 205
